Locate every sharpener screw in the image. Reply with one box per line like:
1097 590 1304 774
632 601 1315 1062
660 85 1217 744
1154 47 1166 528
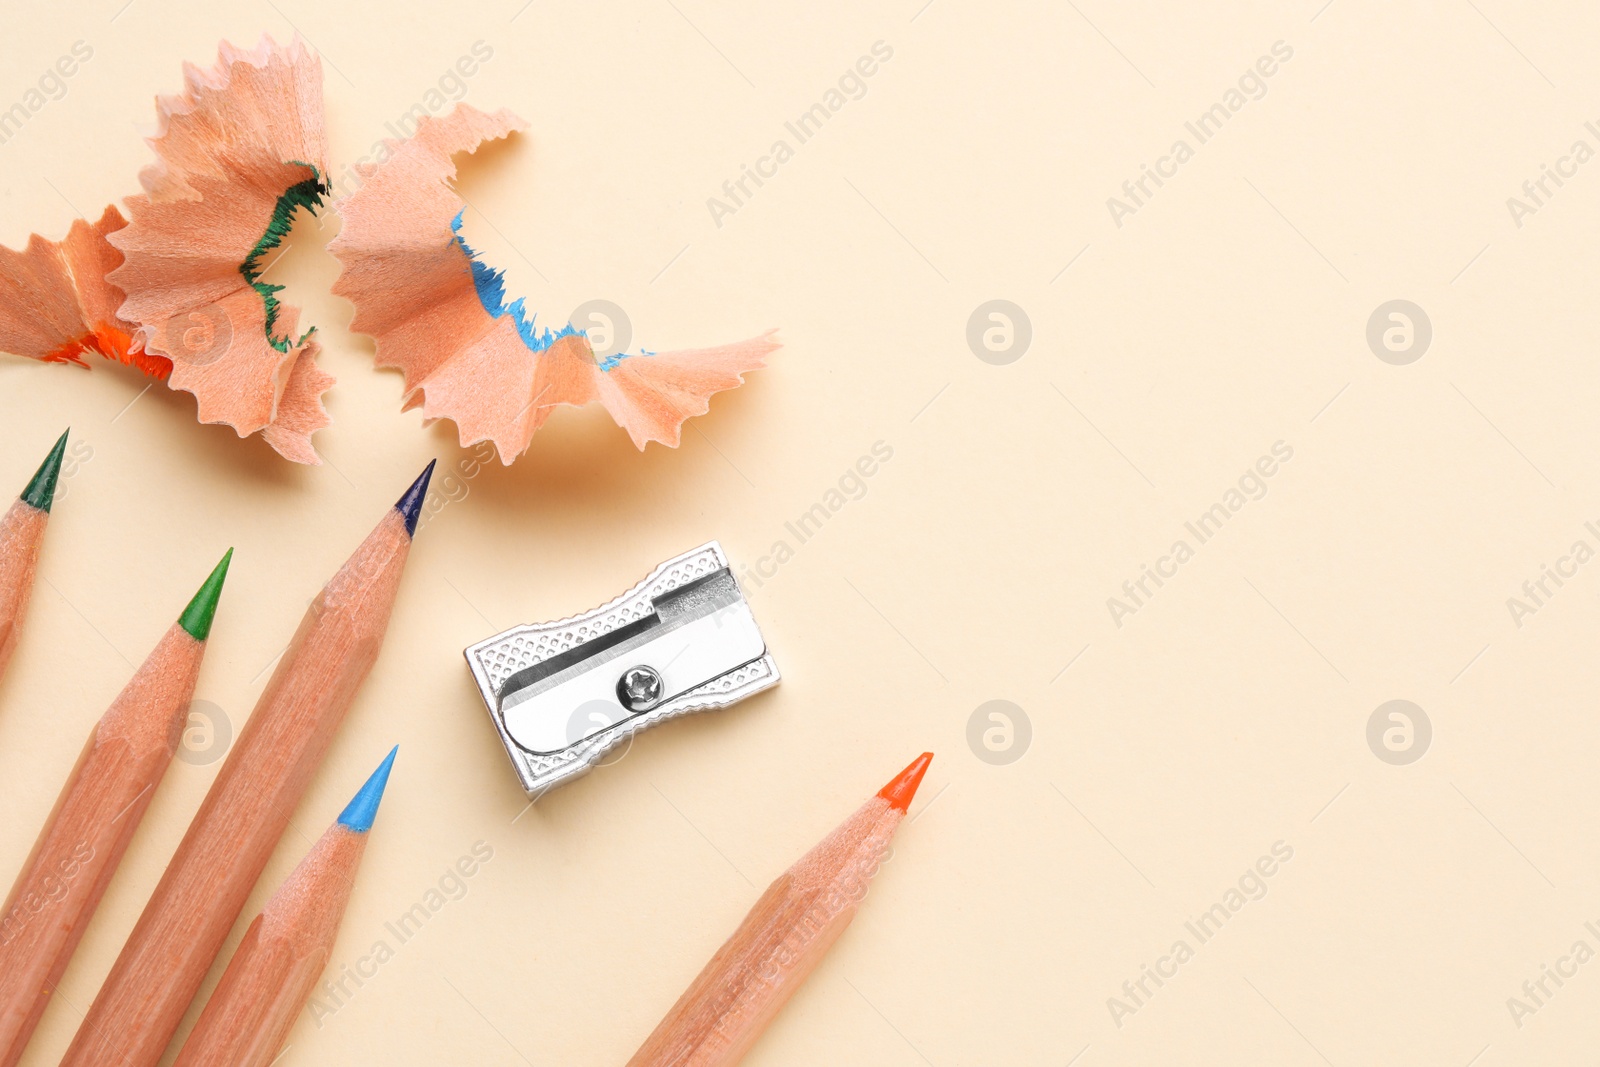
618 665 664 712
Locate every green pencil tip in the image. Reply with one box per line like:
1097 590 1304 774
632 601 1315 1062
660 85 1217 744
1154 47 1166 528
21 429 69 513
179 548 233 641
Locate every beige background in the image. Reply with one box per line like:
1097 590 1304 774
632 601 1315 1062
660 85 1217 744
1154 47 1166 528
3 0 1598 1063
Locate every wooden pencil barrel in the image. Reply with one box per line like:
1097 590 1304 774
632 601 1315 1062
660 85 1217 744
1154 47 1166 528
60 513 411 1067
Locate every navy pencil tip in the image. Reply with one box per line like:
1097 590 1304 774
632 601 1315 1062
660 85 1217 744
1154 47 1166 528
394 460 436 537
338 746 398 833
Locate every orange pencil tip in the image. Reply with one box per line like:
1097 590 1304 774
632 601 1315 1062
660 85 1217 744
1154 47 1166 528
878 752 934 812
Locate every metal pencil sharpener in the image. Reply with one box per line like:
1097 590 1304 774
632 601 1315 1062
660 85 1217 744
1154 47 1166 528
464 542 780 797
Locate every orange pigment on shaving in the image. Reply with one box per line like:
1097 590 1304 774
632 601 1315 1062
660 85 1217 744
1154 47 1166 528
43 326 172 380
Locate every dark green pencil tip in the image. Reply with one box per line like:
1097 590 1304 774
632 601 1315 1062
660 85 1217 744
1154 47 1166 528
179 548 233 641
21 429 69 513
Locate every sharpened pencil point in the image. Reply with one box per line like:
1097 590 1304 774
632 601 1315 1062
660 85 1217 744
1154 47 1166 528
338 746 398 833
21 429 69 513
179 549 232 641
878 752 933 813
394 460 435 537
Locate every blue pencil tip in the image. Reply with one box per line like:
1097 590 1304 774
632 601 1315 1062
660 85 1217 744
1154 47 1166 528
338 746 398 833
394 460 435 537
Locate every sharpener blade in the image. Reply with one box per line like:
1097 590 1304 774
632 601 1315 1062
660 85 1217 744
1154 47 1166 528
499 569 766 753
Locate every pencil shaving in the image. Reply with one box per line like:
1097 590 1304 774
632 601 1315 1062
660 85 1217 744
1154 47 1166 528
329 103 778 463
0 207 163 377
0 204 332 465
107 34 333 464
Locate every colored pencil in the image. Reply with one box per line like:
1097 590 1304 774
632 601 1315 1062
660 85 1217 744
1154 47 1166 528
0 430 68 686
0 550 229 1067
627 752 934 1067
172 747 397 1067
61 462 434 1067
